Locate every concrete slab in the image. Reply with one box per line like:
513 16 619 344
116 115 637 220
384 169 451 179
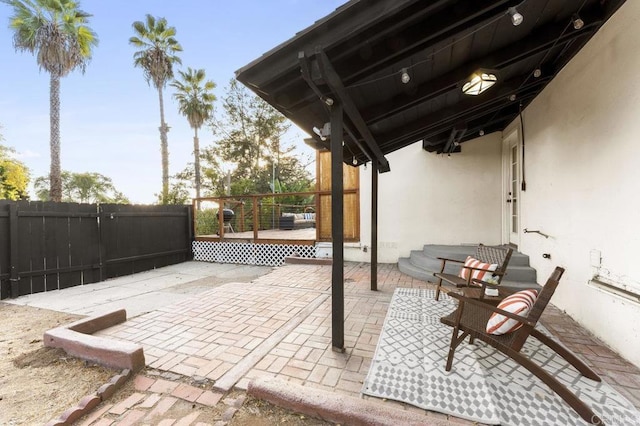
5 261 273 318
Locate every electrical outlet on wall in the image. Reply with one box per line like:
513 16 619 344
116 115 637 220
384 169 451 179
590 249 602 268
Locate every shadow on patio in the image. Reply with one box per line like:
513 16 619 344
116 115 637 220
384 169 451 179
91 261 640 424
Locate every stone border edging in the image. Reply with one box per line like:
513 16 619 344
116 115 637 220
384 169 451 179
248 376 454 426
284 256 332 265
43 308 145 371
45 369 132 426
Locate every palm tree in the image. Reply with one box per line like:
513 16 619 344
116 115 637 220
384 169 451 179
2 0 98 202
129 14 182 204
170 68 216 200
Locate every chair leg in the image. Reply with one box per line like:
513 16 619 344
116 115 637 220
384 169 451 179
435 277 443 301
446 329 469 371
507 349 604 424
531 329 601 381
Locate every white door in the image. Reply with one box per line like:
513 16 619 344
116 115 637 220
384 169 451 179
503 130 520 246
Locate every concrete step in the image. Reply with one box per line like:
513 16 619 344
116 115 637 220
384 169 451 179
503 265 537 283
408 251 460 275
421 244 531 267
398 258 434 282
502 280 541 291
422 244 475 261
399 244 538 285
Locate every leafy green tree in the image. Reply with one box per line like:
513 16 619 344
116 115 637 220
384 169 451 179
34 171 129 204
155 177 190 205
201 79 313 197
170 67 216 200
2 0 98 202
129 14 182 204
0 144 30 200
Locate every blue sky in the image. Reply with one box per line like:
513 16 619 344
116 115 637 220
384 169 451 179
0 0 345 203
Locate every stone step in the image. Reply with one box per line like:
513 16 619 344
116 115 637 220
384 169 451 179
398 258 434 282
422 244 531 266
399 244 538 285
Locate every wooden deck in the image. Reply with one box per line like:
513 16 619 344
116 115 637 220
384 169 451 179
197 227 317 243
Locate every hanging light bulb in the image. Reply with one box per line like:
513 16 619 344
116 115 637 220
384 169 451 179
479 130 485 136
401 68 411 84
508 7 524 26
572 14 584 30
533 68 542 78
352 157 358 165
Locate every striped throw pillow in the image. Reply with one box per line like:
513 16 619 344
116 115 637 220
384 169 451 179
486 289 539 335
458 256 498 283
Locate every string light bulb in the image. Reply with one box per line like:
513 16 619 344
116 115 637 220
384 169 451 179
352 157 358 165
533 68 542 78
401 68 410 84
508 7 523 26
572 14 584 30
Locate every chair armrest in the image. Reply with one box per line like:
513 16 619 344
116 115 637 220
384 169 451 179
436 257 465 264
470 278 518 296
448 292 536 327
471 278 500 288
462 266 504 275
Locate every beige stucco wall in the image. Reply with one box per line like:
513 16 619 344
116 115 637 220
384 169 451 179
347 133 503 263
513 0 640 367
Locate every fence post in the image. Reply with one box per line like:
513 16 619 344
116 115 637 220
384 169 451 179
97 204 104 281
186 204 193 260
9 203 19 298
253 197 259 240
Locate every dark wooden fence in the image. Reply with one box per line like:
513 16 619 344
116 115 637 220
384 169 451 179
0 201 193 299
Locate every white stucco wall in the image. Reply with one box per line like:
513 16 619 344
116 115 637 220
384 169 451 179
513 0 640 367
346 134 503 263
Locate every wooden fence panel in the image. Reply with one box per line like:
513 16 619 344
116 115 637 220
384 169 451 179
0 202 10 299
18 201 45 295
0 201 193 299
101 204 192 279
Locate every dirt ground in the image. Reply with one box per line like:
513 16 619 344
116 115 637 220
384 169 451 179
0 302 116 425
0 302 332 425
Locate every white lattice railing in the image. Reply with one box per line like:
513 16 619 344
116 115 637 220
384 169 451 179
192 241 317 267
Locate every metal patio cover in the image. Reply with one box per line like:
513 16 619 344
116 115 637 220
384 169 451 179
236 0 626 172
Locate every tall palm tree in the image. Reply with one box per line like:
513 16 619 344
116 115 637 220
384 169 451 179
170 67 216 200
2 0 98 202
129 14 182 204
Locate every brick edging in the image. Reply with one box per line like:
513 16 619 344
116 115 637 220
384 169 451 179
248 376 453 426
43 309 145 371
45 369 132 426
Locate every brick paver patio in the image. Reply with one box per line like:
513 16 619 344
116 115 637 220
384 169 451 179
92 262 640 424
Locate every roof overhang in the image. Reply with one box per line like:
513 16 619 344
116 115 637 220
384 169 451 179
236 0 626 172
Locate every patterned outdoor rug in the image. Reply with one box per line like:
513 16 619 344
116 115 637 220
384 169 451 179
362 288 640 425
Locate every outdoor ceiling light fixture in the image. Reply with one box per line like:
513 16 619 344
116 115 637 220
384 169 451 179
401 68 411 84
462 70 498 95
508 7 524 26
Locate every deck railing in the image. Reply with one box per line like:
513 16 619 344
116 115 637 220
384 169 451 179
192 189 358 243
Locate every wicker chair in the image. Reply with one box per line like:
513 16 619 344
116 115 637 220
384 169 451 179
434 244 513 300
440 267 604 424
